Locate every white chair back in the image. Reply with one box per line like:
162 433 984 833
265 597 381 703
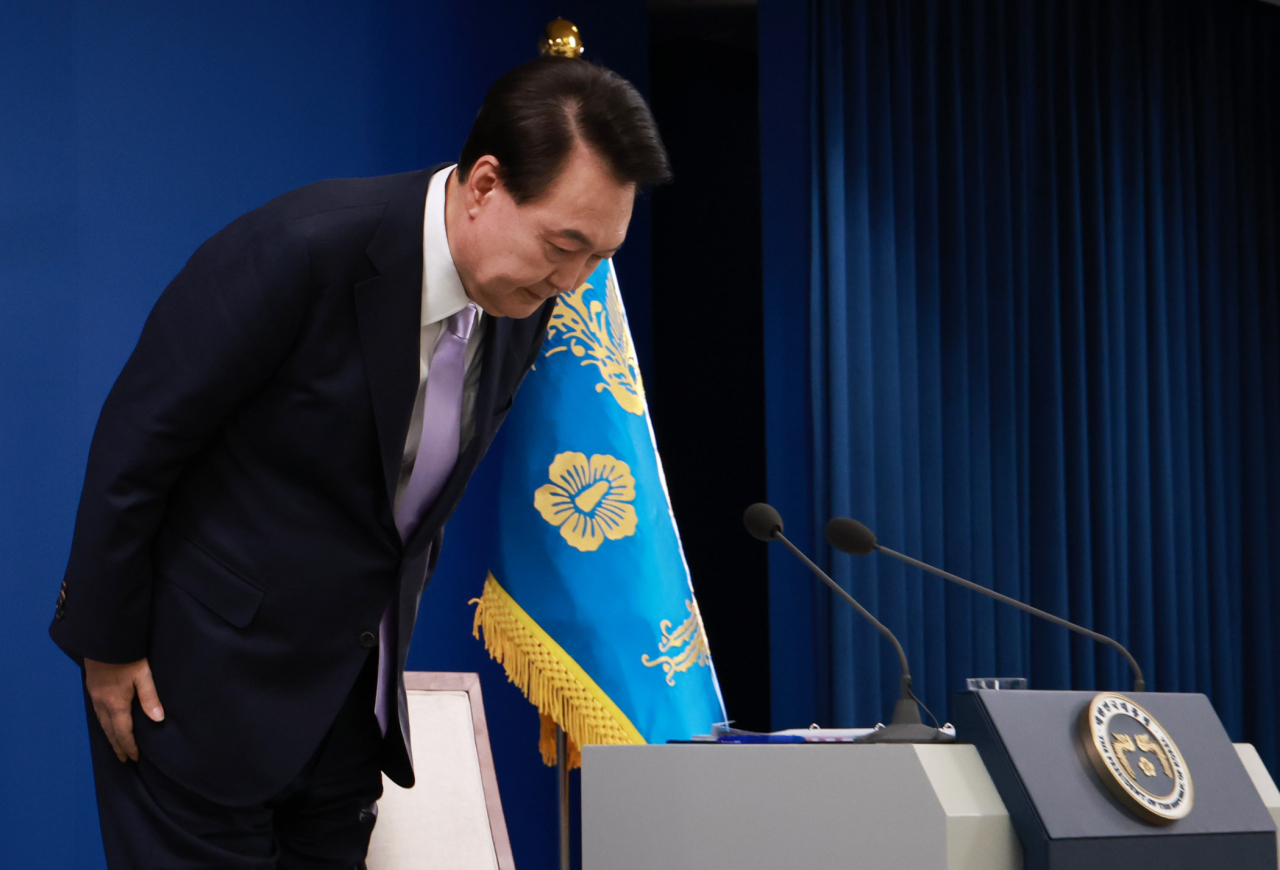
365 673 514 870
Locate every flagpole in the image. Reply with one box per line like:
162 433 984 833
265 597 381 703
538 19 584 870
557 725 570 870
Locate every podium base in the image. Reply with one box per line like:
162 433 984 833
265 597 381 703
854 722 955 743
853 695 956 743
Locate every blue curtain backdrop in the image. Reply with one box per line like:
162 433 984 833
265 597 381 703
759 0 1280 773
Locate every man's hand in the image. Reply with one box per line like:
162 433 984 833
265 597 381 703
84 658 165 762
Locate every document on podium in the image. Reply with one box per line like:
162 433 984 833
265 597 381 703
702 723 956 743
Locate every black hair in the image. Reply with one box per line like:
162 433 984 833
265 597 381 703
457 57 671 204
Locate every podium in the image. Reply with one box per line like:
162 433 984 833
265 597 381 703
953 690 1277 869
582 692 1280 870
583 743 1020 870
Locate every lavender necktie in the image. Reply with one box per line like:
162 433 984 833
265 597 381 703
376 302 479 734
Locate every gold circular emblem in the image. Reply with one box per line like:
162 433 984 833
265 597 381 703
1079 692 1193 825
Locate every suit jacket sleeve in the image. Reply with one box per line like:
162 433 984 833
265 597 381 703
52 205 315 664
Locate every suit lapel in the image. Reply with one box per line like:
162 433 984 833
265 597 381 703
354 166 441 512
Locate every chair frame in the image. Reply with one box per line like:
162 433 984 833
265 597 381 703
402 671 516 870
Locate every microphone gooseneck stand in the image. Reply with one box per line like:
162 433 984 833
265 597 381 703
824 517 1146 693
744 504 952 744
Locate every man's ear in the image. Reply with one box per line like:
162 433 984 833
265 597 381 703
463 156 502 217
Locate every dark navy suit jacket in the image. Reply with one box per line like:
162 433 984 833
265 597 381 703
50 166 552 805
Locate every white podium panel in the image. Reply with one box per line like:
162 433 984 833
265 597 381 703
582 744 1021 870
584 742 1280 870
1236 744 1280 867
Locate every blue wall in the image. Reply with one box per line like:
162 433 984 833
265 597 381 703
0 3 647 866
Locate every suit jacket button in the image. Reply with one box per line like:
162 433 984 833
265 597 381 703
359 631 377 648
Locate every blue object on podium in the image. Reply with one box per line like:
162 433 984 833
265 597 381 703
952 690 1276 870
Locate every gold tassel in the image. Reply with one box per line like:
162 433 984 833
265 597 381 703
538 714 582 769
471 573 644 769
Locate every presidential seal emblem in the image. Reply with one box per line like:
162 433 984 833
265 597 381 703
1080 693 1193 824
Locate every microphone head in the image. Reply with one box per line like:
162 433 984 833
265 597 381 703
743 503 784 541
825 517 878 555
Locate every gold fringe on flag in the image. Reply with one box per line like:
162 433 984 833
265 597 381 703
471 573 645 769
539 713 581 769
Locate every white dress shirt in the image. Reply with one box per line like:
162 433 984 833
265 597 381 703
393 165 486 512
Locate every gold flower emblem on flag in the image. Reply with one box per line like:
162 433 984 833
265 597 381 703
542 272 645 415
534 451 639 552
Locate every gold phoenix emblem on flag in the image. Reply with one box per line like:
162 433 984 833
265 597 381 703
534 451 639 552
641 600 712 686
542 272 645 415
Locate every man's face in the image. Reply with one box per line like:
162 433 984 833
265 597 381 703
448 143 635 319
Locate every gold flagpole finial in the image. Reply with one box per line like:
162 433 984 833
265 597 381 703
540 18 584 58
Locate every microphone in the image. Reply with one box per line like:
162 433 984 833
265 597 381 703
744 504 952 743
824 517 1146 692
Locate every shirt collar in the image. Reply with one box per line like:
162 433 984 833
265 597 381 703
421 165 474 328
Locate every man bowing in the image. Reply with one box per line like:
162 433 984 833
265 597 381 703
50 57 670 869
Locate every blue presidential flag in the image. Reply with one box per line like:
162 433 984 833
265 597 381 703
472 259 725 765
